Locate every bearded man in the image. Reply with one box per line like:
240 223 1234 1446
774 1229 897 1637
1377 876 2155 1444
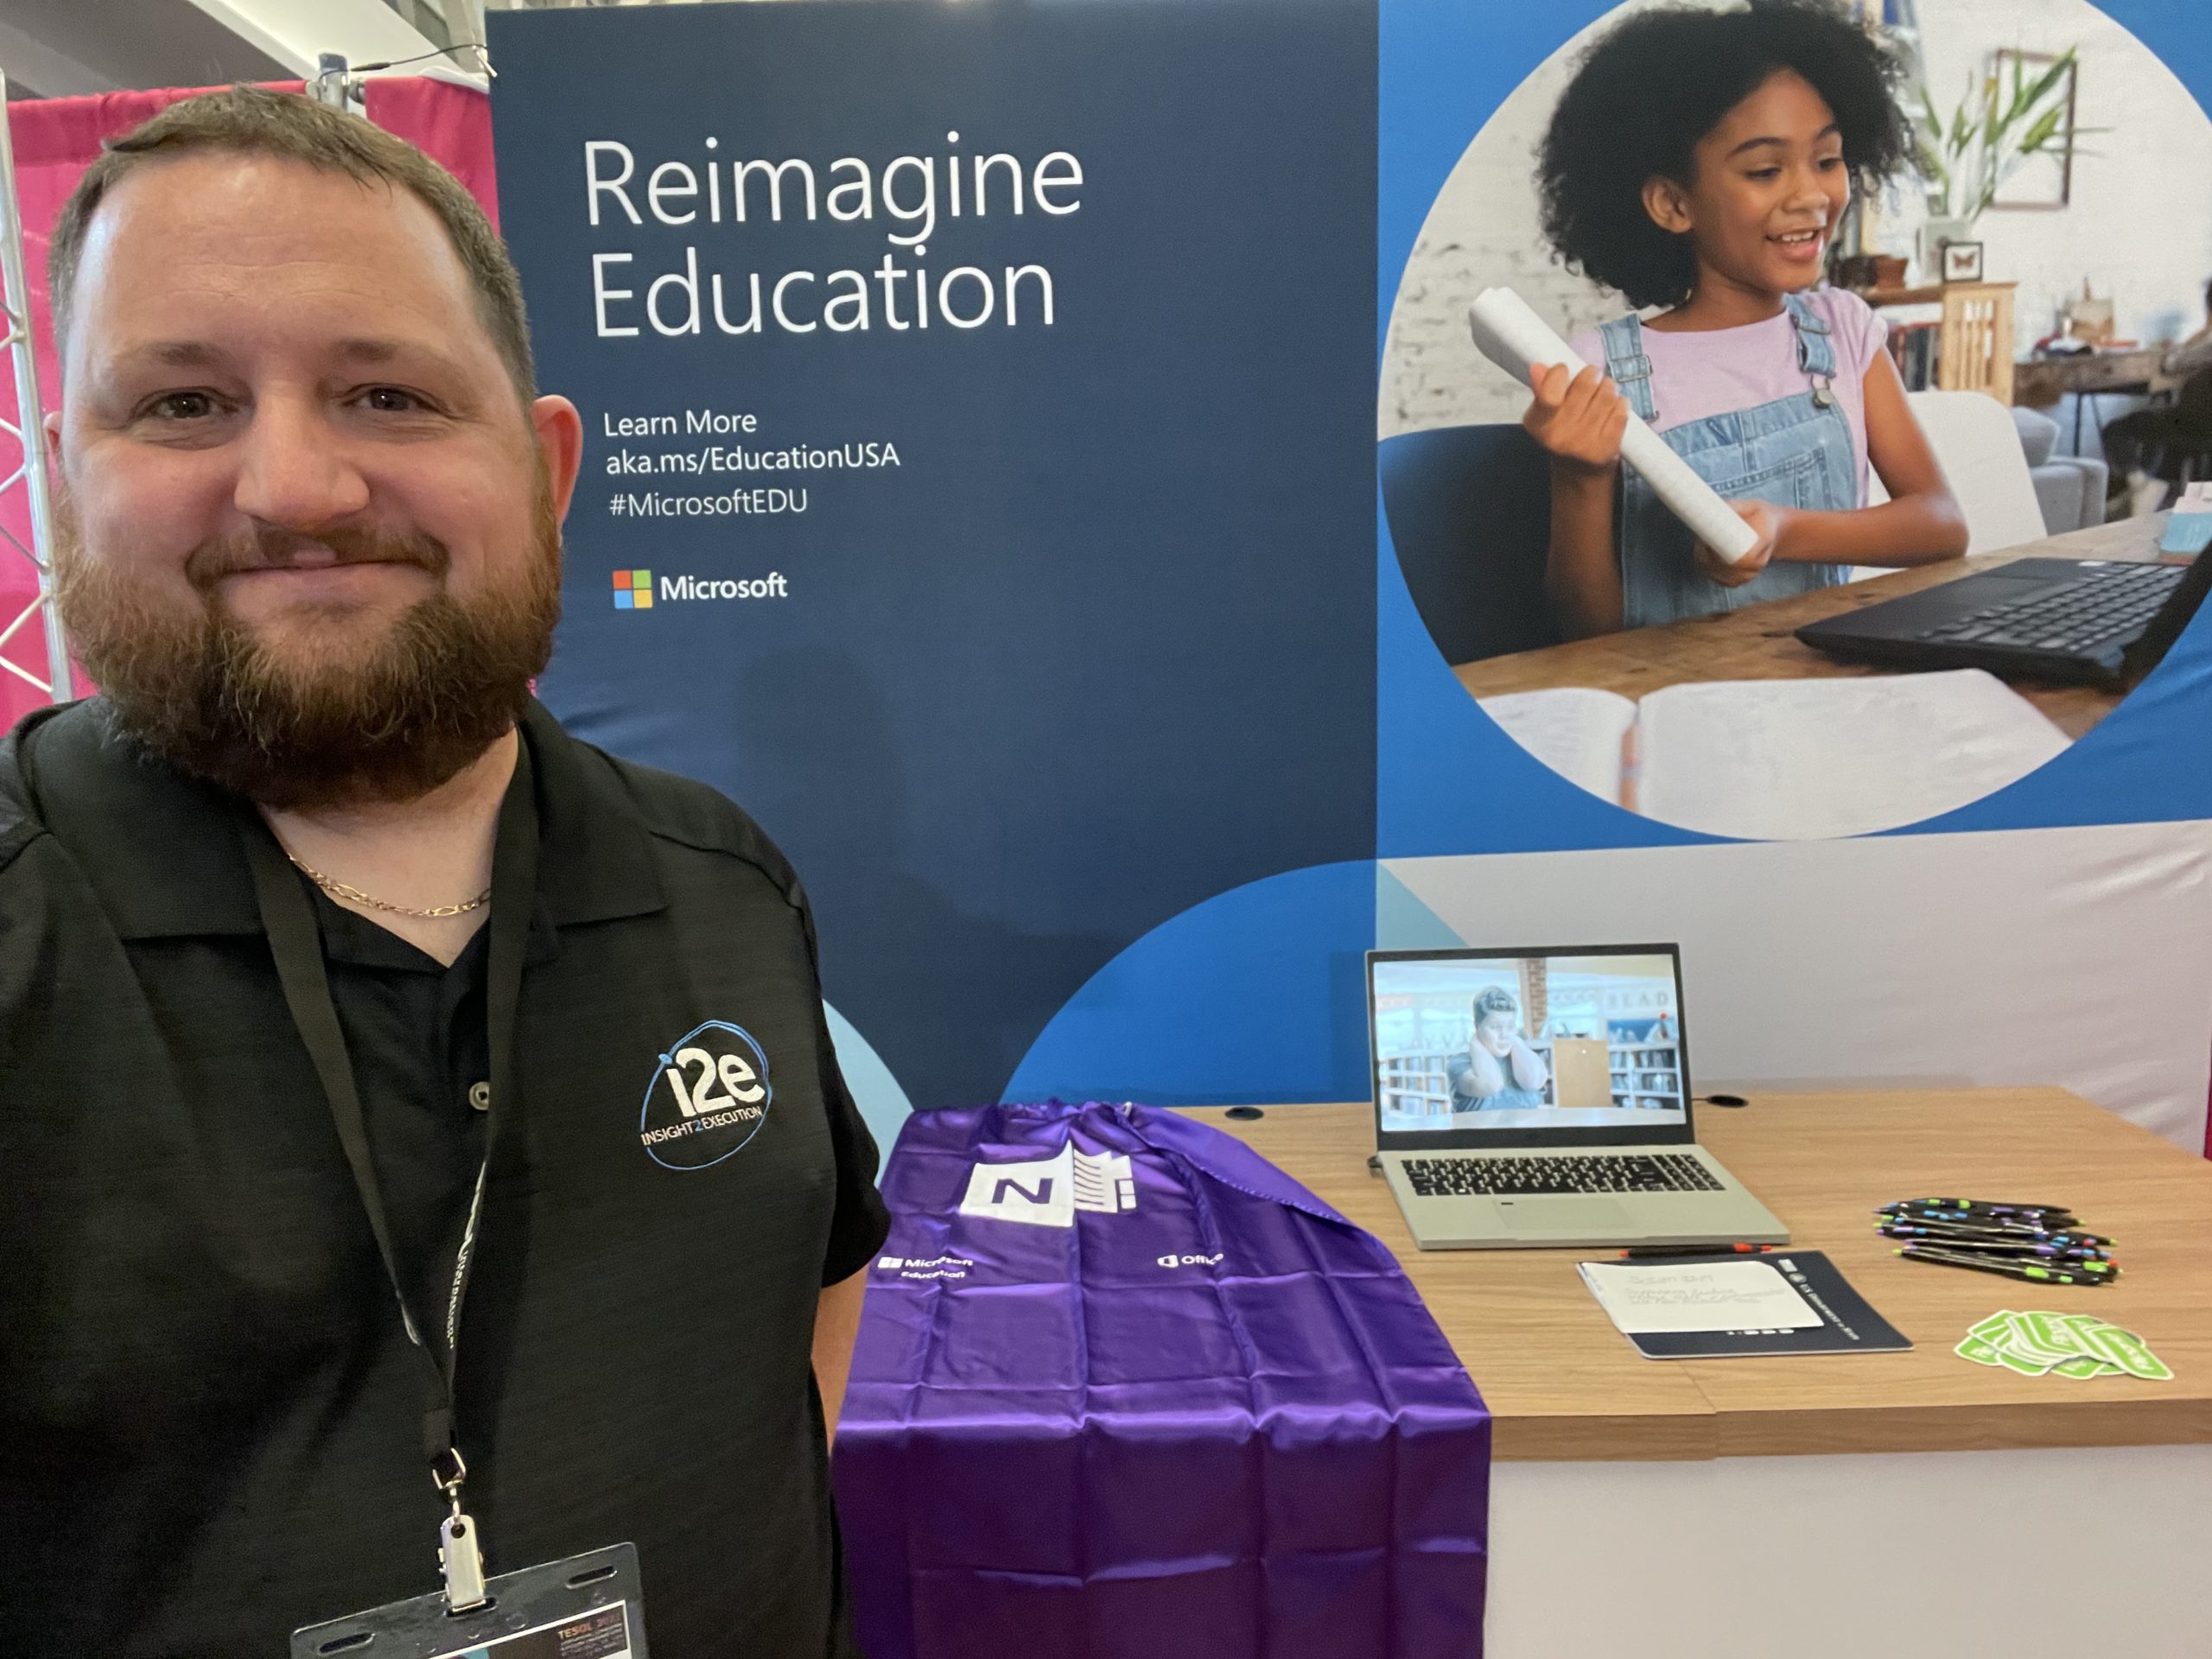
0 86 887 1657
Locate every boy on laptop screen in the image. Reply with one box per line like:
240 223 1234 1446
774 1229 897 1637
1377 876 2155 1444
1375 952 1685 1135
1369 946 1782 1249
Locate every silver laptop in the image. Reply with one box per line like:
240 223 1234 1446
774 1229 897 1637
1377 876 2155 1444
1368 944 1787 1249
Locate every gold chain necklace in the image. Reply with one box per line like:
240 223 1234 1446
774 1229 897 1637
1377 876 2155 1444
286 855 492 920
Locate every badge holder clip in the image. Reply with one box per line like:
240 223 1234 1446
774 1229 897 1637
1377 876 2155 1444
435 1451 490 1613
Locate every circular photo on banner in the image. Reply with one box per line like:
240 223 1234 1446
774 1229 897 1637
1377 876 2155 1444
1379 0 2212 840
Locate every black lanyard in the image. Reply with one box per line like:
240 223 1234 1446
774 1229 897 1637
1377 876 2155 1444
241 741 537 1528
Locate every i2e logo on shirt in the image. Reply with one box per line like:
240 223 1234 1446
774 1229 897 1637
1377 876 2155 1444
638 1019 773 1170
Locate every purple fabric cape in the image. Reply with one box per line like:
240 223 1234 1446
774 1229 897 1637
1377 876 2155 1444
834 1102 1490 1658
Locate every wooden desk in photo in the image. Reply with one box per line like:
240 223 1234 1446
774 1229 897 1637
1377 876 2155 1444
1453 512 2169 742
2015 346 2177 453
1180 1090 2212 1656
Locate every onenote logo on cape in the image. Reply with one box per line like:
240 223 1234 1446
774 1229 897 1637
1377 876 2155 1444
638 1019 773 1170
957 1147 1136 1229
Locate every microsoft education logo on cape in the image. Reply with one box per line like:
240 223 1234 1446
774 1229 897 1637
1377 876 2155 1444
958 1147 1136 1229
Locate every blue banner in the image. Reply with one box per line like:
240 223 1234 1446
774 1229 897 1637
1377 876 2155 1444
491 0 1379 1114
493 0 2212 1150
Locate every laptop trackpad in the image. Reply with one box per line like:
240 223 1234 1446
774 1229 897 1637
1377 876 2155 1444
1496 1197 1636 1236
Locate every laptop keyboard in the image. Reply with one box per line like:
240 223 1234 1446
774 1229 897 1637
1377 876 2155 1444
1403 1153 1724 1198
1918 562 2183 654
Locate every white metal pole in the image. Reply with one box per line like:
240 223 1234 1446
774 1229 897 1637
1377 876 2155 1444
448 0 490 52
0 70 71 704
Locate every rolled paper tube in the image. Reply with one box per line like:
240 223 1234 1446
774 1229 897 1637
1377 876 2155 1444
1468 286 1761 565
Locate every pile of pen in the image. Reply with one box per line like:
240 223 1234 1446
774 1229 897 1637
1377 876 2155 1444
1878 1198 2117 1287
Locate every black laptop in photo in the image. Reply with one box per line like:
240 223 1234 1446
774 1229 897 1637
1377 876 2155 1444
1795 545 2212 687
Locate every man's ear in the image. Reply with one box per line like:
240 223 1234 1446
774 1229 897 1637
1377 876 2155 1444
1642 175 1694 237
530 395 585 522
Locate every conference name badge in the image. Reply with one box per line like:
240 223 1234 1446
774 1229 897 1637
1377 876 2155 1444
638 1019 775 1170
291 1542 650 1659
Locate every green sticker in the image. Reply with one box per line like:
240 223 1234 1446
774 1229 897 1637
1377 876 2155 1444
2082 1325 2176 1382
2060 1314 2113 1351
2052 1356 2116 1379
2000 1313 2078 1366
2019 1312 2088 1357
1955 1335 2005 1367
1960 1311 2171 1382
2065 1322 2126 1367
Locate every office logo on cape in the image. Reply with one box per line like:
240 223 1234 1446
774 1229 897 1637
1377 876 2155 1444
638 1020 772 1170
958 1147 1136 1229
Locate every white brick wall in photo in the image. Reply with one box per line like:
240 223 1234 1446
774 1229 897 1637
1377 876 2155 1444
1379 0 2212 442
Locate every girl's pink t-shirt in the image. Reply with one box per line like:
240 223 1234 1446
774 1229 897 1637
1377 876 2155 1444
1568 286 1889 505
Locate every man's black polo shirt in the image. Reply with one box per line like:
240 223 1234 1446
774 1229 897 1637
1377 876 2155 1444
0 698 891 1657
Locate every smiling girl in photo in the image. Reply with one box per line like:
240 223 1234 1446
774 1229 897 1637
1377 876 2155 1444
1524 0 1968 637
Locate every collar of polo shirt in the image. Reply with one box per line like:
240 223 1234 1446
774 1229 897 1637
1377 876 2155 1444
12 701 668 943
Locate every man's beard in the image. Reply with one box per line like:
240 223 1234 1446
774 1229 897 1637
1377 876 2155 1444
52 485 563 811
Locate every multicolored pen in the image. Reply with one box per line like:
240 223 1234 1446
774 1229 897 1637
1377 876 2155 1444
1878 1233 2109 1262
1894 1245 2114 1286
1878 1220 2111 1247
1881 1198 2075 1217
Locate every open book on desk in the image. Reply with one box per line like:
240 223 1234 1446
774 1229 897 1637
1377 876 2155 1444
1480 669 2071 840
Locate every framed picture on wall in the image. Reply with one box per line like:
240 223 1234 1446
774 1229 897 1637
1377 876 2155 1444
1942 240 1986 283
1992 48 2078 209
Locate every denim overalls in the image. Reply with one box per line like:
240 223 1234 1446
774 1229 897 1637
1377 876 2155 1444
1599 292 1859 629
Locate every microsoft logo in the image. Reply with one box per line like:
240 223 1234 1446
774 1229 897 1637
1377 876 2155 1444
609 567 791 609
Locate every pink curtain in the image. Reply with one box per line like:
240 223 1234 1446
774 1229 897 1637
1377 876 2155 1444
364 77 499 232
0 78 496 731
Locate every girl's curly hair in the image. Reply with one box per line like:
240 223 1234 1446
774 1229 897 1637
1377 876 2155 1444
1537 0 1913 311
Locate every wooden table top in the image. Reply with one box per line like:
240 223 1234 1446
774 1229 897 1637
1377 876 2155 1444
1452 513 2167 742
1179 1089 2212 1462
2014 347 2175 407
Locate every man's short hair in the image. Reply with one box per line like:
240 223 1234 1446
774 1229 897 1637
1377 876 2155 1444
48 84 535 402
1472 988 1518 1025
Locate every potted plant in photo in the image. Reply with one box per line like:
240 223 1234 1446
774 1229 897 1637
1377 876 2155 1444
1910 46 2088 278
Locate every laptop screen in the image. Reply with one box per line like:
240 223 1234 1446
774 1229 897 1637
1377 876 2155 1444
1369 946 1692 1144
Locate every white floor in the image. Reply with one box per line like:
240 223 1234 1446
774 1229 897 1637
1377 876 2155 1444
1486 1445 2212 1656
